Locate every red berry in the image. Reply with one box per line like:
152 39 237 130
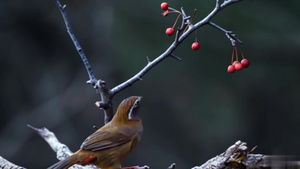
165 27 174 36
161 2 169 10
234 62 243 71
241 59 250 68
232 61 239 66
191 42 200 50
227 65 235 73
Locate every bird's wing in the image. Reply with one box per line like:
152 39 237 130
80 126 132 151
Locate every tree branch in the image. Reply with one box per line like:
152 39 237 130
192 141 261 169
177 0 243 43
0 156 26 169
26 125 150 169
53 0 96 85
208 22 242 46
27 124 73 160
2 125 300 168
12 125 300 169
221 0 242 9
111 0 243 96
28 126 264 169
52 0 245 124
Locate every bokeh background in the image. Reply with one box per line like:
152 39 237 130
1 0 300 168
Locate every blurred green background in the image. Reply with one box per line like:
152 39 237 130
0 0 300 168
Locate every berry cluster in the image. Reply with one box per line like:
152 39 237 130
161 3 251 72
227 46 250 73
161 2 200 51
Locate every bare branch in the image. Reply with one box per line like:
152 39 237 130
110 43 175 96
0 156 26 169
3 129 300 169
111 0 245 96
52 0 245 124
27 124 72 160
221 0 243 9
216 0 221 8
167 163 176 169
29 125 258 169
122 166 150 169
27 125 149 169
208 22 242 46
176 0 243 45
192 141 262 169
170 54 182 61
180 8 191 31
53 0 96 84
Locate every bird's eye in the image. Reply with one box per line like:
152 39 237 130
134 100 140 108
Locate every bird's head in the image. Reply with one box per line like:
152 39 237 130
112 96 142 124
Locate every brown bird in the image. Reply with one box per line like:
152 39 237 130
48 96 143 169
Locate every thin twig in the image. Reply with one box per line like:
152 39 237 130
168 163 176 169
221 0 242 9
208 22 242 46
110 51 170 96
180 7 191 30
170 54 182 61
53 0 115 124
53 0 96 85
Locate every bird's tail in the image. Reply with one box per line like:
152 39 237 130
47 155 74 169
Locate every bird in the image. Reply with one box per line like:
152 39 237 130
48 96 143 169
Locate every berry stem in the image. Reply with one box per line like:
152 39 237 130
234 46 238 61
192 9 198 42
168 7 181 13
165 10 181 15
241 51 245 59
183 25 189 33
191 9 197 21
231 47 235 64
172 13 182 29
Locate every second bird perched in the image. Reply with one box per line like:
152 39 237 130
48 96 143 169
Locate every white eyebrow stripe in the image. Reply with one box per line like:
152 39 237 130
128 99 139 120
